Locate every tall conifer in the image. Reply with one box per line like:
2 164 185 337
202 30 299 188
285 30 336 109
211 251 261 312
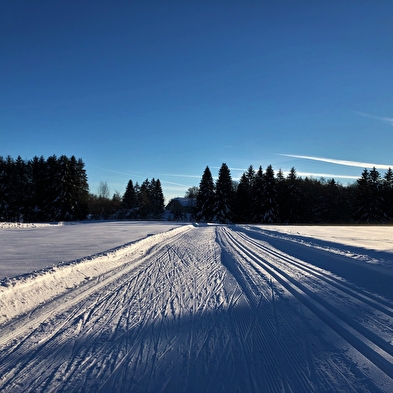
196 166 215 222
214 163 234 223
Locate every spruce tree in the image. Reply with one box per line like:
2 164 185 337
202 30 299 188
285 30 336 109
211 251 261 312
214 163 234 223
196 166 215 222
139 179 152 218
2 156 17 221
152 178 165 218
15 155 29 221
252 166 264 222
122 180 137 210
354 168 386 222
235 173 250 222
74 157 89 220
234 165 254 222
283 167 302 223
261 164 279 223
276 168 286 222
0 156 6 220
383 168 393 220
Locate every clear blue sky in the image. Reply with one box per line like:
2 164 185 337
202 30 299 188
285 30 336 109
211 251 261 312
2 1 393 202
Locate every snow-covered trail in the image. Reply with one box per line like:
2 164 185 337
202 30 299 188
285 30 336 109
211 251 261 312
1 225 393 392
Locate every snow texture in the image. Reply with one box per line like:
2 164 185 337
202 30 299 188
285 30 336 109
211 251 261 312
0 222 393 392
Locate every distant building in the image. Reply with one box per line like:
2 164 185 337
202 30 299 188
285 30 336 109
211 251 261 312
166 197 196 220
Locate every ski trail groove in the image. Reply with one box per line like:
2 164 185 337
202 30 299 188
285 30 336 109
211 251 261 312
220 226 393 384
1 225 392 392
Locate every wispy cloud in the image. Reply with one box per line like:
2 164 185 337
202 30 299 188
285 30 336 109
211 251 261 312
211 166 247 172
355 111 393 127
160 179 194 188
295 172 358 180
94 167 144 178
95 167 202 183
280 154 393 170
160 173 202 179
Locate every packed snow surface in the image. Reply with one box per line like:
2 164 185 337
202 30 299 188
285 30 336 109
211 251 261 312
0 222 393 392
0 220 183 278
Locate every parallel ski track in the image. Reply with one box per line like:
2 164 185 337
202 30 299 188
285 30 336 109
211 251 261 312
1 226 244 393
236 227 393 315
0 226 197 392
217 228 319 392
220 226 393 382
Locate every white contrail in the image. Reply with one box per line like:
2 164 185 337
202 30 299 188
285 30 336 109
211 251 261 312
280 154 393 170
161 173 202 179
295 172 358 180
160 179 194 187
355 111 393 126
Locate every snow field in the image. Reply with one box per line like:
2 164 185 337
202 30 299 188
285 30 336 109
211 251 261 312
0 220 184 278
0 223 392 392
0 225 191 328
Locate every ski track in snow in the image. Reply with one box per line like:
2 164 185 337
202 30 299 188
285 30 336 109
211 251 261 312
0 224 393 392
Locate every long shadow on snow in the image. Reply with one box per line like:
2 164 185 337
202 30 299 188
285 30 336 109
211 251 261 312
232 225 393 301
0 249 388 393
0 300 325 393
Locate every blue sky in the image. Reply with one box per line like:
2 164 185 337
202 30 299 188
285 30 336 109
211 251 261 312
2 1 393 202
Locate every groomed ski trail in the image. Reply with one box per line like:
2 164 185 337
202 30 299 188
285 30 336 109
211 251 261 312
0 225 392 392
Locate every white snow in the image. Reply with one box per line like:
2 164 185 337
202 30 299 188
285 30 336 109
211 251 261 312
0 220 183 278
0 222 392 392
254 224 393 253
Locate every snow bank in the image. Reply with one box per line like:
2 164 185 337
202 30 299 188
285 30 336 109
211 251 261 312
256 225 393 253
246 225 393 271
0 220 183 278
0 225 191 326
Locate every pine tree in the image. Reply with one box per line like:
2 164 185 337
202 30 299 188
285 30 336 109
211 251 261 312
252 166 264 222
283 167 303 223
382 168 393 220
261 165 279 223
369 167 386 222
57 155 73 220
139 179 152 218
214 163 234 223
234 165 254 222
1 156 16 221
276 168 286 222
196 166 215 222
152 178 165 218
74 157 89 220
0 156 6 220
235 173 250 222
30 156 47 221
14 155 29 221
355 168 385 222
122 180 137 211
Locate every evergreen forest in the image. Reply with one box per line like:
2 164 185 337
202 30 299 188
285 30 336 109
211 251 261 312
0 155 89 222
1 155 392 224
0 155 165 222
195 163 393 224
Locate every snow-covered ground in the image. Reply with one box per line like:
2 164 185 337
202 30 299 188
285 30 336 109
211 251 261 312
0 220 183 278
0 222 392 392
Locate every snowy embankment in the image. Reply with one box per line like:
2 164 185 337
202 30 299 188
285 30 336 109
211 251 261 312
0 220 183 278
0 223 393 392
0 224 190 327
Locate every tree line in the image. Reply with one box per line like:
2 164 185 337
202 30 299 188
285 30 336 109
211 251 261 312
0 155 89 222
90 178 165 220
1 155 392 224
194 163 393 224
0 155 166 222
